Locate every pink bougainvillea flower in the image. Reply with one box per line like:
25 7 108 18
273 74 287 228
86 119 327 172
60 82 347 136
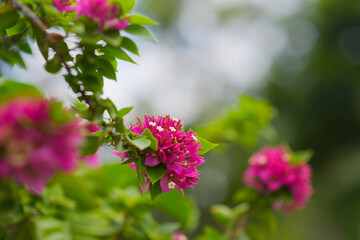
113 115 204 193
75 0 109 20
54 0 76 12
0 98 99 194
53 0 129 30
243 147 313 210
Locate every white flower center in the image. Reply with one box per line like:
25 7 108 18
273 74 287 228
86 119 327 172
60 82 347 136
157 126 164 132
168 181 176 189
149 122 156 126
192 135 198 141
170 127 176 132
172 118 179 122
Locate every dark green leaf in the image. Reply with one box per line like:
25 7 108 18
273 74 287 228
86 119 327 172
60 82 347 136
145 164 167 184
103 45 136 63
80 73 104 93
102 30 123 47
125 25 157 42
197 137 218 155
96 58 116 80
150 181 162 201
121 37 139 55
33 26 49 60
135 156 146 190
44 54 62 74
114 117 126 133
0 11 19 30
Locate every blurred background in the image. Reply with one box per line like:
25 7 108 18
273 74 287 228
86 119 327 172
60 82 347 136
2 0 360 239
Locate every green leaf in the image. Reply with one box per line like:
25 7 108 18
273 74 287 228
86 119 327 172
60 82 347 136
44 54 62 74
118 0 135 14
150 181 162 201
114 117 126 133
80 72 104 93
17 42 32 54
79 135 100 157
0 11 19 30
49 100 73 124
102 30 123 47
6 19 27 36
0 80 41 104
96 58 116 80
197 137 218 155
129 136 151 150
129 14 158 25
155 191 200 230
145 164 167 184
57 175 98 210
210 205 233 225
34 217 71 240
121 37 139 55
135 156 146 190
141 128 158 150
33 25 49 60
125 25 157 42
158 222 181 235
103 45 136 64
117 106 134 117
290 150 314 165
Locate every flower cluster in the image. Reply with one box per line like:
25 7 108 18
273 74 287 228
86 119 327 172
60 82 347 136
0 98 99 194
54 0 129 30
243 147 313 209
114 115 204 193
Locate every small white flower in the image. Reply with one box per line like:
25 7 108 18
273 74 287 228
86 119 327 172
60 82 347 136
168 181 176 189
157 126 164 132
172 117 179 122
170 127 176 132
149 122 156 126
192 135 198 141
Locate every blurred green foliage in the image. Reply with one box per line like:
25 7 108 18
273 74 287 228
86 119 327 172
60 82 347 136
263 0 360 239
0 162 199 240
198 96 276 149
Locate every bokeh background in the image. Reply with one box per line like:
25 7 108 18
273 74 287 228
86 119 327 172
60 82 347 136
2 0 360 239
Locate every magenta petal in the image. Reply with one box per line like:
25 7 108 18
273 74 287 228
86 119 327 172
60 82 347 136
139 174 151 193
112 151 129 158
129 162 136 170
160 176 170 192
83 154 101 168
145 155 160 166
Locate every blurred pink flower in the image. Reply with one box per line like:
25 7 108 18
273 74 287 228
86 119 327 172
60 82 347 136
172 231 188 240
0 98 99 194
54 0 76 12
113 115 204 193
243 147 313 210
54 0 129 30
